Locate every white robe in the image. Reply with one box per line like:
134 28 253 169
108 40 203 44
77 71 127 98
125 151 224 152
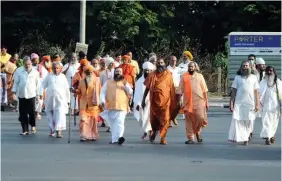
133 75 151 133
259 79 282 138
62 62 80 110
42 73 70 131
33 65 49 113
100 80 133 143
0 73 7 105
228 75 259 142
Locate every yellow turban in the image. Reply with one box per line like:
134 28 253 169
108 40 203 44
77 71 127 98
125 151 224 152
183 51 193 61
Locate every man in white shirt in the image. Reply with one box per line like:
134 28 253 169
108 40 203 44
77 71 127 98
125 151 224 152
114 53 122 68
178 51 193 75
167 55 181 126
255 57 266 82
62 53 80 115
42 62 70 138
12 56 42 135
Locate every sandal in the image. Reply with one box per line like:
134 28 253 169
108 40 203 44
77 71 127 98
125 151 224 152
150 131 157 143
196 133 203 143
185 140 194 144
270 137 275 144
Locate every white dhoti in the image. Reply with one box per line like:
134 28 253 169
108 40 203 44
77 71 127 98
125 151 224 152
35 99 43 112
46 109 67 132
228 105 256 142
71 93 78 110
260 111 280 138
133 106 151 134
100 110 127 143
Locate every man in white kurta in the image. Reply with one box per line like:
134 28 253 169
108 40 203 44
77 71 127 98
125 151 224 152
259 66 282 145
42 62 70 138
133 62 154 140
99 56 115 130
167 55 181 126
31 53 49 119
62 53 80 114
100 67 133 145
228 61 260 145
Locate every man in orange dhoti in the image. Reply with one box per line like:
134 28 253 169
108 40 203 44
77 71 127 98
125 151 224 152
76 65 101 141
177 62 209 144
72 59 88 112
142 58 176 145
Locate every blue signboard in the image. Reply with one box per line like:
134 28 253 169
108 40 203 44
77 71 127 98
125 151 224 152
230 35 281 48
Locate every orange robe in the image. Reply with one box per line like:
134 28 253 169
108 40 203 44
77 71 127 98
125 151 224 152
3 62 17 103
119 64 135 88
76 76 101 140
178 72 208 140
72 71 85 110
144 69 176 139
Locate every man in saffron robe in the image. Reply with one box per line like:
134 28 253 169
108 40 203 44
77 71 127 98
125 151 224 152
119 55 135 88
100 67 133 145
1 60 17 107
142 58 176 145
42 62 70 138
177 62 209 144
76 65 101 141
72 59 89 112
41 55 52 73
133 62 154 140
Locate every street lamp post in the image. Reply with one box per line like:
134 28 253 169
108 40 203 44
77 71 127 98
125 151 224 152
80 0 86 44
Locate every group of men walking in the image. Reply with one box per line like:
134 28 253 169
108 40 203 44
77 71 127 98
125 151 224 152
0 46 281 146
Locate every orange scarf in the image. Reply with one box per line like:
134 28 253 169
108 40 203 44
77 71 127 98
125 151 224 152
183 73 193 113
92 77 100 106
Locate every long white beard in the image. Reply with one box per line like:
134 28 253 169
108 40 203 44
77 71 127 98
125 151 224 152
86 76 92 84
93 66 100 71
45 61 52 69
266 74 275 85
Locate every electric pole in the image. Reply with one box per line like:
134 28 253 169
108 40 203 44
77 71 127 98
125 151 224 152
79 0 86 44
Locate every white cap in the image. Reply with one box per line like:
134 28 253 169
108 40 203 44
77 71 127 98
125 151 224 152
256 57 265 65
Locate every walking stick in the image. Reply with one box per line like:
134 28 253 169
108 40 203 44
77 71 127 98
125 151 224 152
74 96 77 126
68 77 72 143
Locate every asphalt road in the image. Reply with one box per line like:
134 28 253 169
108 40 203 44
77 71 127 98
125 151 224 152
1 108 281 181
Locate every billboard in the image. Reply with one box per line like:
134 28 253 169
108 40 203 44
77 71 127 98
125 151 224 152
229 33 282 55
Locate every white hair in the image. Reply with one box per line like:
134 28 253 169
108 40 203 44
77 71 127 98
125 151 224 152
23 56 31 62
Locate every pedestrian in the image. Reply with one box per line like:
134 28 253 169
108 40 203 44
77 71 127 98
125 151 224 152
133 62 155 140
259 66 282 145
142 58 176 145
228 60 260 145
75 65 101 141
100 67 133 145
11 56 42 135
177 62 209 144
42 62 70 138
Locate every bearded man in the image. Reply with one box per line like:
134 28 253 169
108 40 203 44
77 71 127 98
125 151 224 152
259 66 282 145
142 58 176 145
177 62 209 144
76 65 101 141
100 67 133 145
62 53 80 115
31 53 49 119
228 60 260 146
119 55 135 88
133 62 155 140
255 57 266 82
72 59 89 113
100 56 115 86
41 55 52 73
42 62 70 138
91 58 101 77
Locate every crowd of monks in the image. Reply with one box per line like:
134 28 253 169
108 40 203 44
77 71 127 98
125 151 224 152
1 46 280 146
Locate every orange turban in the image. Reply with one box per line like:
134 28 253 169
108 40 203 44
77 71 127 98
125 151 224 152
53 57 61 62
123 55 131 61
183 51 193 61
84 65 94 72
80 59 88 65
42 55 51 62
